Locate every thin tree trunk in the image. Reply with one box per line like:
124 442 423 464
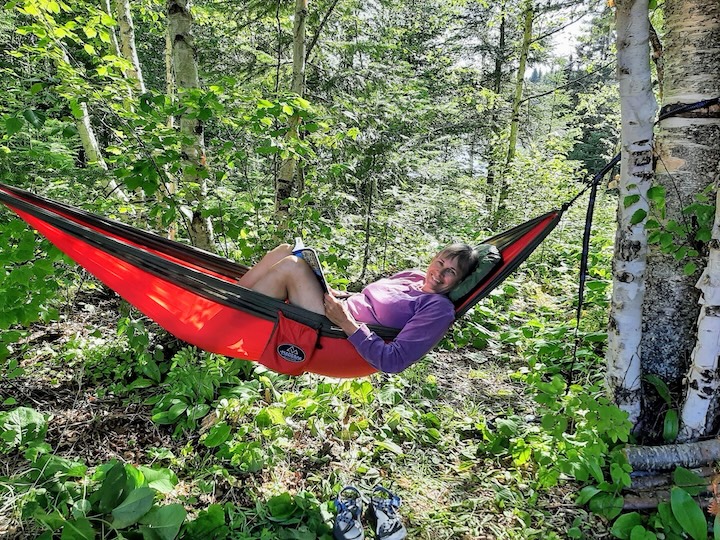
485 7 505 213
669 0 720 441
167 0 213 250
59 51 129 202
605 0 656 426
276 0 308 216
115 0 146 94
492 0 532 229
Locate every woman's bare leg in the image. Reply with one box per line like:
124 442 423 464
250 255 326 314
237 244 293 289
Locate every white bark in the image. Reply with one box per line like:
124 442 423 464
681 220 720 440
605 0 656 425
167 0 213 250
674 0 720 441
115 0 146 94
276 0 308 215
59 51 129 202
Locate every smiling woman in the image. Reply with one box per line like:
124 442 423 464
239 243 479 373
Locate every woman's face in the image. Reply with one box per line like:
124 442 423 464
422 255 463 294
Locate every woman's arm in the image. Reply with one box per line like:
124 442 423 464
324 293 455 373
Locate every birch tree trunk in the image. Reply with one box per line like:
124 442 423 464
115 0 146 94
637 4 719 400
275 0 308 216
492 0 532 229
485 6 505 212
58 51 129 202
605 0 656 426
167 0 213 250
665 0 720 441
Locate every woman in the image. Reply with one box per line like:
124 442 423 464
237 243 479 373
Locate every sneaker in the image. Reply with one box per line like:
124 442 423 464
333 486 365 540
365 486 406 540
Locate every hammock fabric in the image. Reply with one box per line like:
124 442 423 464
0 182 563 378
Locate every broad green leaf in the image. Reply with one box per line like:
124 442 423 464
6 116 24 135
267 492 297 522
60 517 94 540
663 410 679 442
714 514 720 540
644 375 672 405
611 512 643 539
647 185 666 204
138 504 187 540
624 194 640 208
630 209 647 225
375 439 404 455
629 525 656 540
673 467 705 496
22 109 46 129
203 422 232 448
111 487 155 529
670 487 707 540
94 462 127 514
683 262 698 276
588 492 624 520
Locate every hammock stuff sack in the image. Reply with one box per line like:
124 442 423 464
0 182 563 378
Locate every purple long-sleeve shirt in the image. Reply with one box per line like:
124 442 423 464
344 270 456 373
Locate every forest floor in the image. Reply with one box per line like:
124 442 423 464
0 288 610 539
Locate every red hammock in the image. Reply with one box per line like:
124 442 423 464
0 183 563 378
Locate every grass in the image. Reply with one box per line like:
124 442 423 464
0 237 616 538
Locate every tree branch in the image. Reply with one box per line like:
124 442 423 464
306 0 341 64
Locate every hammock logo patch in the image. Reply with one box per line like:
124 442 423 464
277 343 306 363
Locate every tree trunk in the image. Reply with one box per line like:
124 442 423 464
666 0 720 441
492 0 532 229
276 0 308 216
167 0 213 250
59 50 129 202
638 0 720 439
485 7 505 213
115 0 146 94
605 0 656 426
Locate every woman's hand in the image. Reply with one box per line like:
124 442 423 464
328 287 354 299
324 293 360 336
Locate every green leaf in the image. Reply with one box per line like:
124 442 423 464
5 116 24 135
624 194 641 208
647 185 665 205
670 487 708 540
204 422 232 448
94 462 127 514
673 467 705 496
588 492 624 520
644 375 672 405
630 209 647 225
714 514 720 540
663 409 679 442
576 485 601 505
683 262 698 276
267 492 297 522
22 109 46 129
375 439 404 455
138 504 187 540
60 517 94 540
111 487 155 529
611 512 643 539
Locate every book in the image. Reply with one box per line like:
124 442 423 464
292 237 330 293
